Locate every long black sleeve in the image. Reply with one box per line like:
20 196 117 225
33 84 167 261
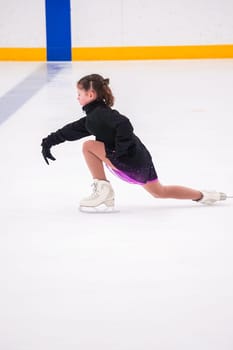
43 116 91 146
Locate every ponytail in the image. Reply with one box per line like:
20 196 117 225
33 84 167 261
77 74 114 107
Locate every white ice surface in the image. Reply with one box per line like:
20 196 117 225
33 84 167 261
0 60 233 350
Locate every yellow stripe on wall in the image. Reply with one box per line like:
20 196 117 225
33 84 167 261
72 44 233 61
0 45 233 61
0 48 46 61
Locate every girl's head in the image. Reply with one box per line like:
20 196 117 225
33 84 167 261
77 74 114 107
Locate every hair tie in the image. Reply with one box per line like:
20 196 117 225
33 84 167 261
103 78 109 86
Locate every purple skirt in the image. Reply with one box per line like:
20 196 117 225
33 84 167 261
106 164 158 185
105 145 158 185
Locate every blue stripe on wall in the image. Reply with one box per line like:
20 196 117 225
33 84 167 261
45 0 72 61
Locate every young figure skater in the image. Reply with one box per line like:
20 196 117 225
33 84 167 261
41 73 227 212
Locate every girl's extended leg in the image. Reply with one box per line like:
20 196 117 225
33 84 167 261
82 140 201 201
143 180 202 201
81 140 226 206
82 140 117 180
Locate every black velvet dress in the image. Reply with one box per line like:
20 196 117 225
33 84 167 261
43 100 158 184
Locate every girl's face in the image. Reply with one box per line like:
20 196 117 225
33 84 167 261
77 87 97 106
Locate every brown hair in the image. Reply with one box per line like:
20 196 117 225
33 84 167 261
77 74 114 107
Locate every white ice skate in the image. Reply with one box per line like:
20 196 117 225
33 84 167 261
79 179 115 213
199 190 228 205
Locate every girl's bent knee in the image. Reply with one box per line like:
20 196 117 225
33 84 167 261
82 140 95 153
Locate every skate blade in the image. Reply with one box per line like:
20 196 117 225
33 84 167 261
79 204 119 214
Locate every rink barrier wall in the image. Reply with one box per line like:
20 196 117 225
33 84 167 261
0 45 233 61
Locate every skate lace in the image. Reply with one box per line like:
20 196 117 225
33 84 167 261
89 182 99 199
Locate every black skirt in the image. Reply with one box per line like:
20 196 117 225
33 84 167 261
105 136 158 184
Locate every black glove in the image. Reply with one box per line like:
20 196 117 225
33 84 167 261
41 138 56 165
